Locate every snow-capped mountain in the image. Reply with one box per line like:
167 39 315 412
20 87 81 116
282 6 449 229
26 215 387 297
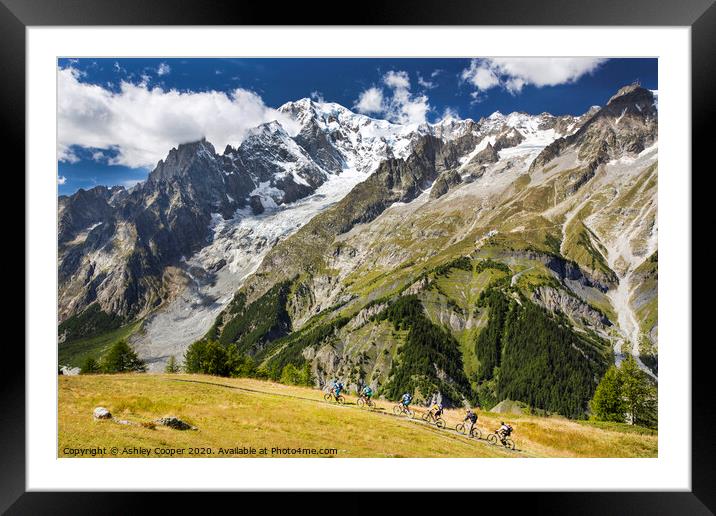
59 85 658 388
58 97 536 323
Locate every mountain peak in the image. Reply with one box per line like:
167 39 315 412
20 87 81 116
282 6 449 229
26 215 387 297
606 82 654 106
150 138 218 183
168 137 216 157
278 98 318 118
242 121 292 144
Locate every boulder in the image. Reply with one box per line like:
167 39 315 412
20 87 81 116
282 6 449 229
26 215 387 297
155 416 196 430
93 407 112 419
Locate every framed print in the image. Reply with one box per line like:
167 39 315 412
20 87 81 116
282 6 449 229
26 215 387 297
7 0 714 512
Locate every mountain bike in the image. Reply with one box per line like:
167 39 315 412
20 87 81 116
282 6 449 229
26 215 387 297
357 395 376 409
324 392 345 404
421 410 446 429
393 404 414 418
487 432 515 450
456 422 482 439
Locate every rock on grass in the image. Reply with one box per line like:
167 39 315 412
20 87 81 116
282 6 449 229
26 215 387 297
155 416 197 430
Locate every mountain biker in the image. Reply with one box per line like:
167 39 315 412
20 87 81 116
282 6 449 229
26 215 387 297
464 408 478 434
400 392 412 409
361 385 373 401
496 421 513 442
333 380 344 398
326 378 337 392
429 402 444 420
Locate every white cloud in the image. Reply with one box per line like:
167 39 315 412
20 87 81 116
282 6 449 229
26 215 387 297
382 70 430 125
91 151 105 162
57 66 299 168
354 87 384 114
57 175 67 185
387 89 429 125
437 107 460 123
354 70 430 125
461 58 607 95
468 90 488 105
383 70 411 90
157 62 171 76
417 73 436 90
57 144 80 163
461 61 500 91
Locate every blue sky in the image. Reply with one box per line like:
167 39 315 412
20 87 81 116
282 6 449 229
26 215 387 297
57 57 657 196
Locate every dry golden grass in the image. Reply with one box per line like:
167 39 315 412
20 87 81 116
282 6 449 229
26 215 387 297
438 409 657 458
58 374 657 458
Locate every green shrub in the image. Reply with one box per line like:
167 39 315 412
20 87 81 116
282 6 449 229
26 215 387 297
80 356 101 374
280 364 304 385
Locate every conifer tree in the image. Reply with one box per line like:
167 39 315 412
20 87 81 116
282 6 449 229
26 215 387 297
620 355 657 427
590 365 626 422
101 340 147 373
165 355 180 373
590 355 657 428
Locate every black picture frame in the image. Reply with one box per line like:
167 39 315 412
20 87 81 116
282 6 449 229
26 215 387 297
5 0 712 512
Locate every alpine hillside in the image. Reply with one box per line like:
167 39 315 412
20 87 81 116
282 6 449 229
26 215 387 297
58 84 658 419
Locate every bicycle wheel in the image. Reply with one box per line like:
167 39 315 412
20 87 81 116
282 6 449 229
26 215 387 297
504 439 515 450
421 412 431 422
456 423 466 434
470 427 482 440
436 419 446 429
324 393 332 402
487 434 498 445
357 398 365 408
336 395 345 404
368 400 377 409
393 405 402 415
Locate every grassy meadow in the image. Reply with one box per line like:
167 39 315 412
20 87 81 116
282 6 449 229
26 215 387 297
58 374 657 458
